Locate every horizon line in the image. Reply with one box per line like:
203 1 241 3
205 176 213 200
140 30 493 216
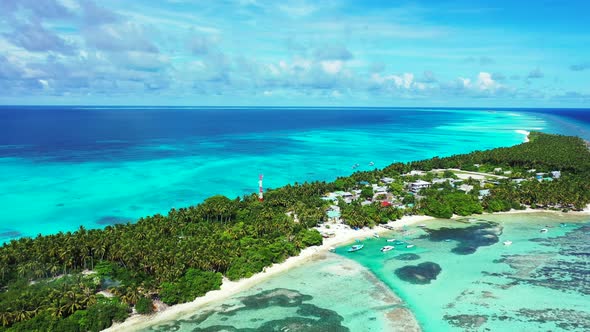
1 105 589 110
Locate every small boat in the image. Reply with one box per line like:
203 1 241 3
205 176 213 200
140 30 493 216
540 228 548 233
373 233 380 238
417 224 427 228
348 244 364 252
406 244 415 249
503 241 513 246
444 239 451 242
329 247 336 252
369 161 375 166
386 238 396 242
381 245 394 252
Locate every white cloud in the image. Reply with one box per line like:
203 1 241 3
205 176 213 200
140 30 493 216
38 79 49 88
477 72 498 90
321 60 343 74
372 72 415 89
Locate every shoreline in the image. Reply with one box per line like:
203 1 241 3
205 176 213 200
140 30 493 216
104 214 434 331
105 208 590 331
516 129 531 142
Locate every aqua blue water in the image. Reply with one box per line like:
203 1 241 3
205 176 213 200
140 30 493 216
0 107 578 242
140 254 420 332
339 214 590 331
137 213 589 332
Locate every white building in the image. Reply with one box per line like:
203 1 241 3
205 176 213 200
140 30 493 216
409 180 431 193
551 171 561 179
372 184 387 192
432 178 457 185
478 189 491 200
458 184 474 193
381 177 394 184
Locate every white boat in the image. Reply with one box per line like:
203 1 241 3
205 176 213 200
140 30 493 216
406 244 415 249
503 241 513 246
381 245 394 252
386 238 396 242
369 161 375 166
540 228 548 233
348 244 364 252
417 224 426 228
373 233 380 238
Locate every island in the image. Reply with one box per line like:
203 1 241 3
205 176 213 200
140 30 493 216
1 132 589 331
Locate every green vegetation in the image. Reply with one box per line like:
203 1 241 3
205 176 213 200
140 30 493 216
1 132 589 330
0 183 330 330
160 269 222 305
134 297 153 315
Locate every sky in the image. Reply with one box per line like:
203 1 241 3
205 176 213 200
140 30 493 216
0 0 589 107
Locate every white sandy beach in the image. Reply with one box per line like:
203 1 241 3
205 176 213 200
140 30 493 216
104 214 434 332
516 129 531 142
105 203 590 331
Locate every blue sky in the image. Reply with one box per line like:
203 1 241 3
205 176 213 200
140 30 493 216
0 0 589 107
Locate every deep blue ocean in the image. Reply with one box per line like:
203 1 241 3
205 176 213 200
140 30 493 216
0 107 588 242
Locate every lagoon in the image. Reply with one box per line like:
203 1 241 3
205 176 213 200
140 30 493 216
138 212 589 331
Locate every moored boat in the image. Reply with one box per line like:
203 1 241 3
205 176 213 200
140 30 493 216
540 228 548 233
348 244 364 252
406 244 415 249
503 240 513 246
381 245 394 252
386 238 396 242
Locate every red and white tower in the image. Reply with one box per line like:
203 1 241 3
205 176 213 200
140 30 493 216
258 174 264 201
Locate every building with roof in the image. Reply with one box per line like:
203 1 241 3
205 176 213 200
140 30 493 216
381 177 394 184
409 180 431 193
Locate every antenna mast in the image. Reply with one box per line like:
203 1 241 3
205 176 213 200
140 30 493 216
258 174 264 201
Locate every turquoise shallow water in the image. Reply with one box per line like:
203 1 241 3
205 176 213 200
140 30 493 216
139 213 589 331
340 213 590 331
0 108 550 241
140 254 420 332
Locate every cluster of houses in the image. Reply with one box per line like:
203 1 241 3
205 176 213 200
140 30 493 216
322 167 564 221
508 169 561 184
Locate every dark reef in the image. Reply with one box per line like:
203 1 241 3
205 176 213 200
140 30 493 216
392 253 421 261
0 230 22 238
96 216 131 225
395 262 441 284
493 224 590 295
147 288 349 332
421 221 502 255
